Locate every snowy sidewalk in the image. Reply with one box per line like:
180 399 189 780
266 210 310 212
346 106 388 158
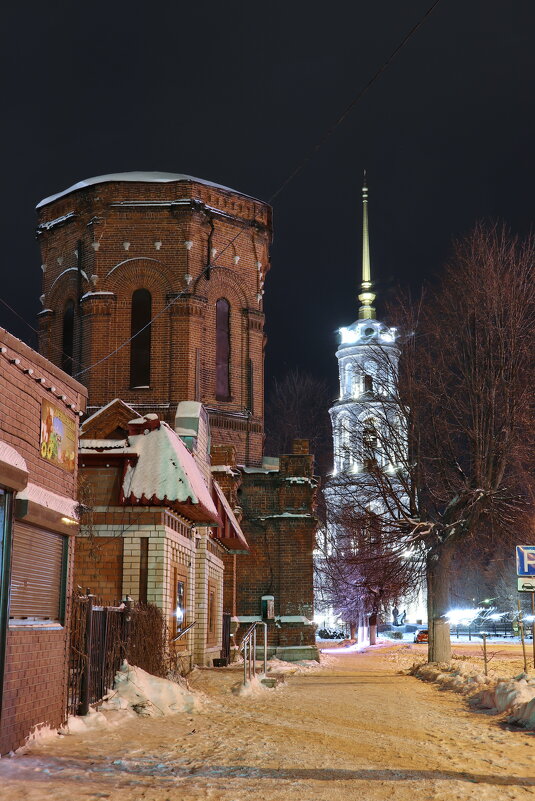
1 647 535 801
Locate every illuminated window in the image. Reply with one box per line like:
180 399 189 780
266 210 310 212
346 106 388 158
61 300 75 375
215 298 231 401
130 289 152 388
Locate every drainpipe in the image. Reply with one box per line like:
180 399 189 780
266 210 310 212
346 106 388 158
206 217 215 280
76 239 83 373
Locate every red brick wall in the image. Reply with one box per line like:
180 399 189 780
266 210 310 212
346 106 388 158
0 328 86 754
37 178 272 465
73 537 124 603
237 453 318 648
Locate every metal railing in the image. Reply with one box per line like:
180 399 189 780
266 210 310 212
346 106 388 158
241 621 267 685
171 621 196 643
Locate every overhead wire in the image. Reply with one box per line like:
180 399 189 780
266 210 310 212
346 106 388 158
2 1 442 380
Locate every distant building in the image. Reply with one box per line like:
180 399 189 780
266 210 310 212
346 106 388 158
0 327 87 754
36 172 318 662
322 178 422 636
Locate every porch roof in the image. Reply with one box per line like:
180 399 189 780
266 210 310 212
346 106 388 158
211 480 249 553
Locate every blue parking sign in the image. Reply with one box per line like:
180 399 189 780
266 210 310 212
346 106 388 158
516 546 535 576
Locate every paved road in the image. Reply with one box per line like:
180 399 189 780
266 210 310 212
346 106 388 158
1 647 534 800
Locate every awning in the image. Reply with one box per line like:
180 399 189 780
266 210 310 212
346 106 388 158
0 440 28 491
211 480 249 553
15 482 79 535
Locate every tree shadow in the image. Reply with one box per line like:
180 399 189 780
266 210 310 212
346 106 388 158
5 756 535 788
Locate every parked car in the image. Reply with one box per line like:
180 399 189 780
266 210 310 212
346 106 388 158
414 629 429 643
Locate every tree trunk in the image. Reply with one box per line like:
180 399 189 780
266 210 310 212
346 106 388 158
426 544 454 663
369 612 377 645
349 622 356 639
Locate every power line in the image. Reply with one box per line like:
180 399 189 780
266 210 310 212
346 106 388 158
269 0 442 204
10 1 443 380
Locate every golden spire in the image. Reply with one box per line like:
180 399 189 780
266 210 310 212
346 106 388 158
358 170 376 319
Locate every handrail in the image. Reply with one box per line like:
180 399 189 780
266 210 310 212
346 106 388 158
171 621 196 643
240 621 267 685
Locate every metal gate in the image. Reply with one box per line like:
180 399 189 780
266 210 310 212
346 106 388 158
68 594 128 717
221 612 231 664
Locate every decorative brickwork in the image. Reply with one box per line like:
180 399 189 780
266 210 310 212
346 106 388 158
37 175 272 466
0 327 86 754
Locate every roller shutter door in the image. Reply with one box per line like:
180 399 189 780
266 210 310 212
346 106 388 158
9 522 66 621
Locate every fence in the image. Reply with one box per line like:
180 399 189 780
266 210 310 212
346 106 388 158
452 621 530 639
68 592 170 717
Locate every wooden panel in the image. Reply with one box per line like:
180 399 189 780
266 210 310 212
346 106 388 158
9 522 65 620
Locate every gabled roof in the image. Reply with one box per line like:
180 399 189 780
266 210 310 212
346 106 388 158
121 415 220 526
81 398 138 439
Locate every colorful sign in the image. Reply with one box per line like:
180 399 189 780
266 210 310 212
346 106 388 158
516 546 535 576
40 400 76 473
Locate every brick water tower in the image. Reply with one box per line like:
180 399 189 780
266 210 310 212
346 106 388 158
36 172 271 466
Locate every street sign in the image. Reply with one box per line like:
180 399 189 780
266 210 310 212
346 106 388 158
516 546 535 576
518 577 535 592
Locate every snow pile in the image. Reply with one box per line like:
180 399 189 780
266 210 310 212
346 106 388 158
101 661 201 717
411 661 490 694
412 660 535 729
232 675 269 697
478 674 535 728
268 654 336 673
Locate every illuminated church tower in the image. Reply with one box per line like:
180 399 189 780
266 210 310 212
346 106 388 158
329 176 400 480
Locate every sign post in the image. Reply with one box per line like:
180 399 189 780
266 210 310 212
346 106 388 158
532 594 535 670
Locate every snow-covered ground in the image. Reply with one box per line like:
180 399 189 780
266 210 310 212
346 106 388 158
1 647 535 800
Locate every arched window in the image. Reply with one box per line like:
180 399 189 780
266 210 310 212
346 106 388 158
339 417 351 471
215 298 230 401
61 300 75 375
130 289 152 388
362 417 379 471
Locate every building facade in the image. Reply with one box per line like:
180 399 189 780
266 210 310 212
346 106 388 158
36 172 270 466
322 179 405 639
36 172 318 663
75 399 246 667
0 327 86 754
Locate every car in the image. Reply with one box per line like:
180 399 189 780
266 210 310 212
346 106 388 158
414 629 429 643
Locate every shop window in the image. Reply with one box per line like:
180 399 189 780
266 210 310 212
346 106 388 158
130 289 152 388
9 522 67 624
61 299 75 375
215 298 230 401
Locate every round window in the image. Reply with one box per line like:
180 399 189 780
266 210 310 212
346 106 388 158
364 327 375 337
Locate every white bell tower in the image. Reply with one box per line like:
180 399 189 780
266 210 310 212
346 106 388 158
329 175 400 479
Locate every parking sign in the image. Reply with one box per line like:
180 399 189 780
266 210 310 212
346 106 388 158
516 546 535 576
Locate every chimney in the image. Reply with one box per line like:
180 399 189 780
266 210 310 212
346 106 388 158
292 439 309 455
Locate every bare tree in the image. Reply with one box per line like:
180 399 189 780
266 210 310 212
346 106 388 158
265 369 333 474
324 224 535 662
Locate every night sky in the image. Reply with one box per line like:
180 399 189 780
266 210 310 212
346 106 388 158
2 1 534 397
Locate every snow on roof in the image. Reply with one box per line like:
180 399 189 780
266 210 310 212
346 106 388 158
37 211 76 231
37 171 261 209
176 400 203 417
80 291 116 301
0 440 28 473
122 419 219 524
79 438 129 451
81 398 138 432
16 482 78 521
